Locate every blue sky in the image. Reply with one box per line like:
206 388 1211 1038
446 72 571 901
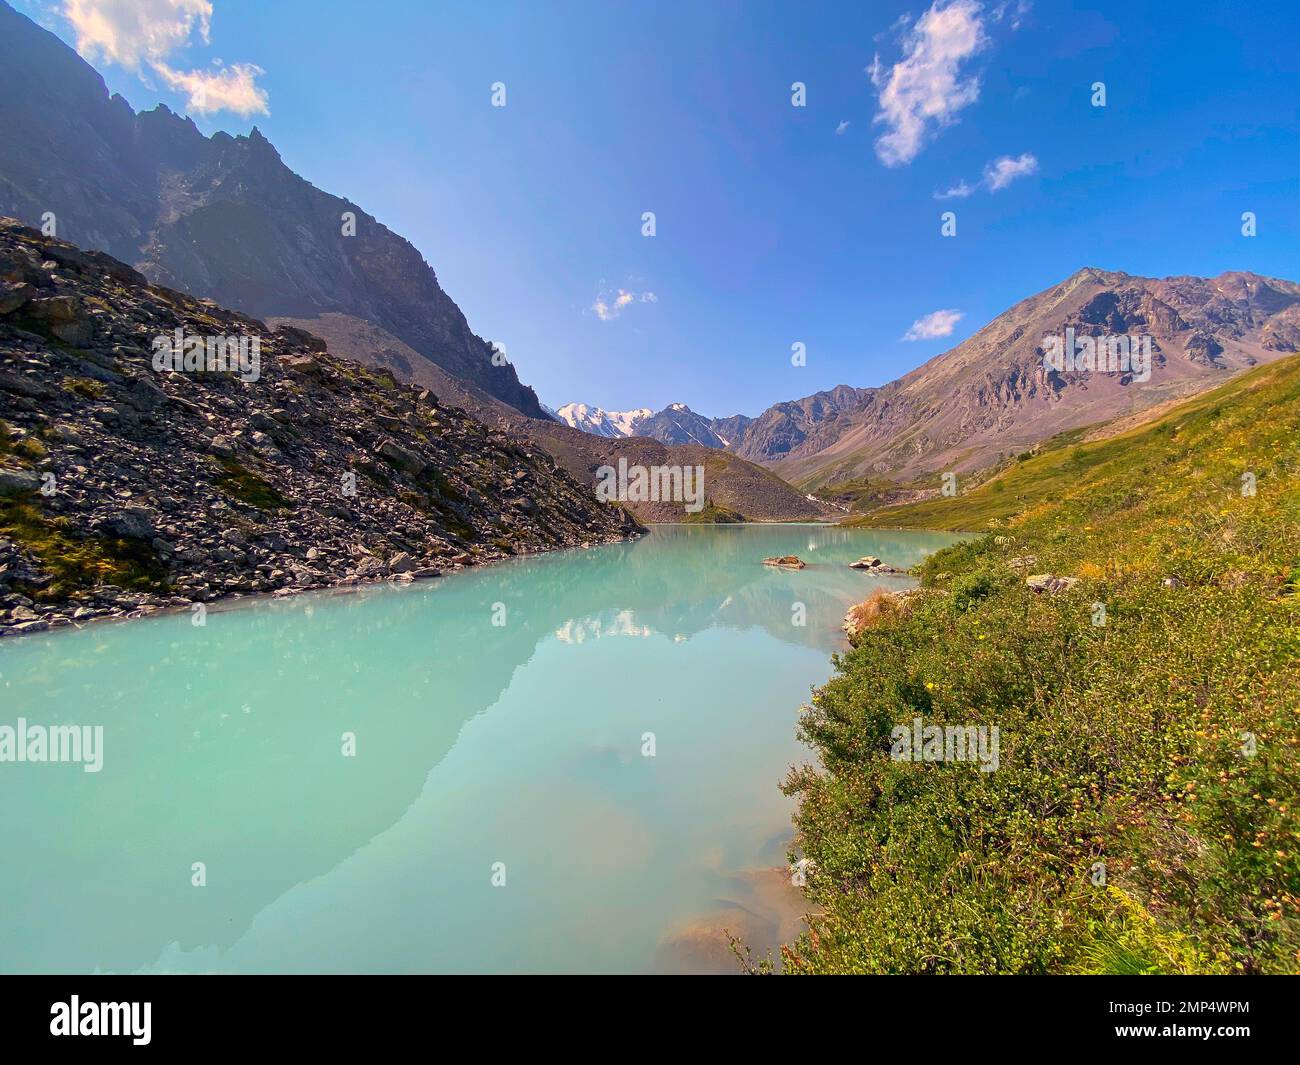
19 0 1300 417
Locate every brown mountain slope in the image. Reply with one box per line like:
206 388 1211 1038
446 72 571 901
271 313 823 522
727 267 1300 489
723 385 873 469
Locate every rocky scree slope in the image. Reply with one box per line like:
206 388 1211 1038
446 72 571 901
0 220 640 637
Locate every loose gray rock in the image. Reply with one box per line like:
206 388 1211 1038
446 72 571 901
1026 574 1080 594
0 466 39 495
97 508 156 540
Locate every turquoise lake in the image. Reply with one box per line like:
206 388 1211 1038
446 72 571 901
0 524 963 974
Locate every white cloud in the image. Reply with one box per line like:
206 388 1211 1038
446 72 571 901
983 151 1038 189
933 151 1038 198
591 288 657 321
903 308 964 341
935 179 975 200
868 0 988 167
835 119 851 135
62 0 268 116
64 0 211 68
154 60 268 116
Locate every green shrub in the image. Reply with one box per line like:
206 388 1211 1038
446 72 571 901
783 354 1300 974
0 495 169 600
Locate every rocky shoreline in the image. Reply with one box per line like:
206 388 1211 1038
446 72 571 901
0 219 642 638
0 537 625 639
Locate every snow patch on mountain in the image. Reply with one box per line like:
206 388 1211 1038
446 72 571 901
553 403 653 438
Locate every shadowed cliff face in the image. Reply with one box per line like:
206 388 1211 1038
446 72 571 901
0 1 544 419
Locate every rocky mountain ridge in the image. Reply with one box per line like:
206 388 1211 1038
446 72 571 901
753 266 1300 488
633 403 733 448
0 0 544 419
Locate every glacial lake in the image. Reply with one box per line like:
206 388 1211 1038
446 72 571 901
0 524 963 974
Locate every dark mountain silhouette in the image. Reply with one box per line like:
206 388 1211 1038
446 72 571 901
0 0 544 418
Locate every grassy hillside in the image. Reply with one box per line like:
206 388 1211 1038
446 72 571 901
844 359 1296 531
782 353 1300 973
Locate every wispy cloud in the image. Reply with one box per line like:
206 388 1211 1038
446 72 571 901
834 119 851 135
984 151 1037 189
935 179 976 200
591 288 657 322
867 0 988 167
63 0 210 67
903 308 964 341
62 0 269 116
934 151 1038 198
991 0 1032 30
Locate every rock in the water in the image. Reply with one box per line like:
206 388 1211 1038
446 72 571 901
849 555 901 573
762 555 806 569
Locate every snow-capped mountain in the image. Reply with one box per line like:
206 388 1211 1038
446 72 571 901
634 403 731 448
552 403 654 438
551 401 734 448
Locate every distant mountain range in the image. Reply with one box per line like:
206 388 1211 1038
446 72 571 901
0 1 821 523
558 268 1300 491
549 403 653 438
550 402 733 448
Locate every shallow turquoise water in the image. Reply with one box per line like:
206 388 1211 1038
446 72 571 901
0 524 962 974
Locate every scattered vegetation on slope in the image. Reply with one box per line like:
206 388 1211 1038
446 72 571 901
680 502 746 524
783 354 1300 973
0 494 170 600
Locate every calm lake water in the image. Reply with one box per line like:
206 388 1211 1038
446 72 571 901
0 524 963 974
